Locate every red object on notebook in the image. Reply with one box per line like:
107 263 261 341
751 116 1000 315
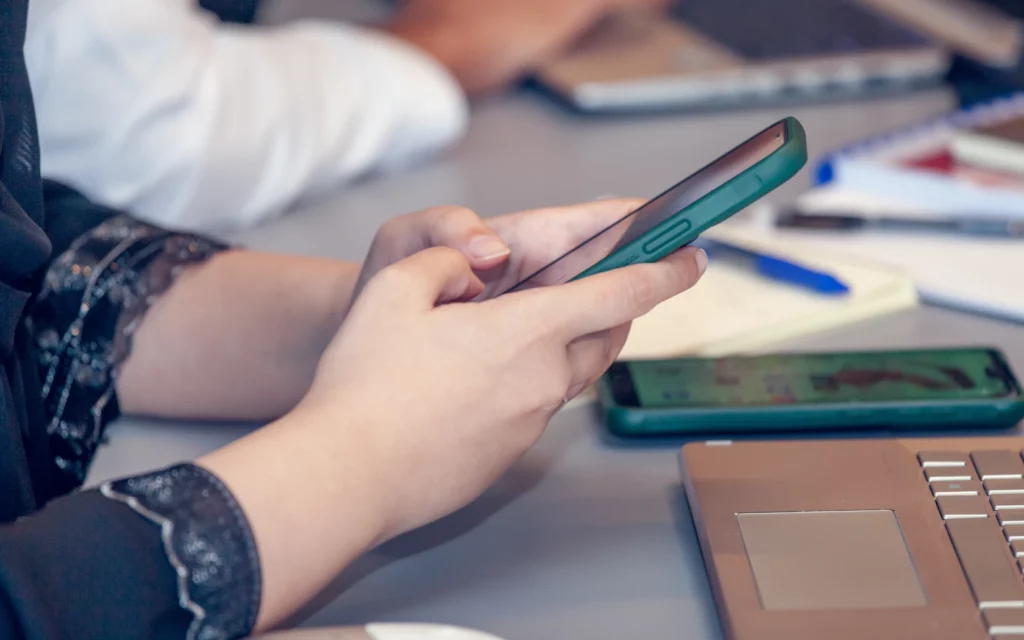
899 148 1024 191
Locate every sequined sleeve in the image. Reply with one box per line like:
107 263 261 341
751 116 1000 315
27 215 264 639
29 213 229 492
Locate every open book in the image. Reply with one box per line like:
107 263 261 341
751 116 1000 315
618 225 919 359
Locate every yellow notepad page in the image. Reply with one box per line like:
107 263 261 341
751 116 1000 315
618 227 919 359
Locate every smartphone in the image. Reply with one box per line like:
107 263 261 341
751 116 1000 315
507 116 807 291
599 348 1024 437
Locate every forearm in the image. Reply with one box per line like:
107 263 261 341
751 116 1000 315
27 0 467 229
117 251 360 421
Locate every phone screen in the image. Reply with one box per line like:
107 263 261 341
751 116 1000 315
607 349 1019 409
508 120 788 292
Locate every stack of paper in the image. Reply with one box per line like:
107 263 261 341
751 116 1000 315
618 226 918 359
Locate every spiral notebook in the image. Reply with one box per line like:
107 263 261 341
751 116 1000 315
813 92 1024 217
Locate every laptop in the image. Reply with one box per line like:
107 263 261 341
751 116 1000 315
535 0 1021 112
680 436 1024 639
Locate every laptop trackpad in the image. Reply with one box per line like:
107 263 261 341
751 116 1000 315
737 510 927 610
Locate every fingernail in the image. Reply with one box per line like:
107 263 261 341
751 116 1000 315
694 248 708 276
566 382 588 401
366 623 504 640
467 235 510 261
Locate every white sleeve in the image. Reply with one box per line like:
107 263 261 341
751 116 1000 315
25 0 468 231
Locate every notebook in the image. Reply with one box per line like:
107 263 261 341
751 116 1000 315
754 187 1024 323
814 92 1024 217
616 226 918 359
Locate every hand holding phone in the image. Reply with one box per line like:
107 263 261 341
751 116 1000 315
507 116 808 292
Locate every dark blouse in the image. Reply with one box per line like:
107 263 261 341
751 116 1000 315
1 1 261 638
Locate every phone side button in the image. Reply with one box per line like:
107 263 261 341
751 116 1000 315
732 173 764 200
642 219 694 254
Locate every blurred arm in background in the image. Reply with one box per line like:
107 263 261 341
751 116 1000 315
24 0 665 232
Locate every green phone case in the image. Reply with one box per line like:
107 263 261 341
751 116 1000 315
597 351 1024 438
572 116 808 281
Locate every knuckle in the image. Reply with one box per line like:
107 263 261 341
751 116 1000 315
431 205 479 230
372 260 419 291
373 216 408 247
428 245 467 266
622 271 660 312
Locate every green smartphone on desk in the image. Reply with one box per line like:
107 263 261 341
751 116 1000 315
599 348 1024 437
507 116 807 291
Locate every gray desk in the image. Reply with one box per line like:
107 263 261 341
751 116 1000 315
86 88 1024 640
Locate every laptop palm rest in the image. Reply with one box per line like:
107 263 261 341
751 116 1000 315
737 510 928 610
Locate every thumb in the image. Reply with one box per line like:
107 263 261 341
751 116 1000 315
540 245 708 339
369 247 487 310
421 206 511 270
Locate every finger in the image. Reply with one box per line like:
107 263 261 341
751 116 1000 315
563 322 632 400
565 331 613 400
368 247 486 309
491 197 646 243
422 206 511 269
373 206 511 271
543 245 708 339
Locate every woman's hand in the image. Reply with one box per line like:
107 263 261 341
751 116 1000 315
199 242 706 631
351 198 643 304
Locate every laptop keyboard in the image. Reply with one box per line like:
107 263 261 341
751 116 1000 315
920 450 1024 635
671 0 931 61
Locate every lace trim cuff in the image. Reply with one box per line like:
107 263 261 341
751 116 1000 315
100 463 262 640
29 214 228 491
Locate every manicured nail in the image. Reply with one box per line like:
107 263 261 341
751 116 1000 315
694 248 708 276
366 623 505 640
467 235 510 261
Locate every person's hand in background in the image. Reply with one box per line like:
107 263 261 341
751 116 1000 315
386 0 670 94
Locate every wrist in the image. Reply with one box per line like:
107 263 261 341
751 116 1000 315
198 410 387 630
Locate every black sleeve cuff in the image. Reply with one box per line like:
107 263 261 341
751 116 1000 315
100 463 262 640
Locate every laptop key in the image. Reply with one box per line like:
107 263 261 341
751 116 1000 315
947 518 1024 608
932 480 983 497
926 466 976 483
994 495 1024 511
1007 526 1024 542
1012 541 1024 558
985 608 1024 634
973 451 1024 480
988 479 1024 495
998 512 1024 526
919 451 971 468
938 496 990 519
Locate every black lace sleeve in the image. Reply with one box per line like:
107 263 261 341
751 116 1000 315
24 214 264 639
100 463 263 640
27 213 229 492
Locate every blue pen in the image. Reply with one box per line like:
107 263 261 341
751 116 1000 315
696 238 850 296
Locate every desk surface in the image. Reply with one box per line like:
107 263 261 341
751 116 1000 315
87 87 1024 640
